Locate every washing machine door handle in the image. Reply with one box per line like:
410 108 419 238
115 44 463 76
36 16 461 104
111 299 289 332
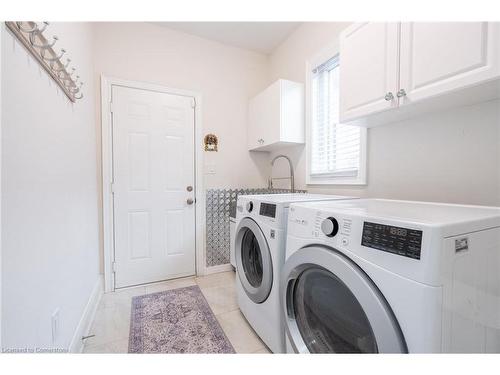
281 245 407 354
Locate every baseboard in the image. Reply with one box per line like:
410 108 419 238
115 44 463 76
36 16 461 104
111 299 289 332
204 263 234 275
69 275 103 353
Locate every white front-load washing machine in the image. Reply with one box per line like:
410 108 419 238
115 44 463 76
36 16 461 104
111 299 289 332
281 199 500 353
234 194 357 353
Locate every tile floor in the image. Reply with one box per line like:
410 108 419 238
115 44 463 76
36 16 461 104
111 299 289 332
82 271 271 354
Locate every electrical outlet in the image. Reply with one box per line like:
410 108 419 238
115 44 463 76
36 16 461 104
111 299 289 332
51 308 60 344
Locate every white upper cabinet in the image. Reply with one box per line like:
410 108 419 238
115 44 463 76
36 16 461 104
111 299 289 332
248 79 304 152
399 22 499 104
339 22 500 126
339 23 400 121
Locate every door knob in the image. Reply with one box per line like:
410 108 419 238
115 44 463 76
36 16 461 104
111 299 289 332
396 89 407 98
384 92 394 101
187 198 194 205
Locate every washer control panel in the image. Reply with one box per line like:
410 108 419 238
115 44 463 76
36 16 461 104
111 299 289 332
260 203 277 218
361 221 422 260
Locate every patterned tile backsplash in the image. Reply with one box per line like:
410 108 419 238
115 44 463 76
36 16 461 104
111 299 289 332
205 188 306 267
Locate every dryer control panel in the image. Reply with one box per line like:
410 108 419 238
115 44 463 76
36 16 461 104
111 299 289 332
361 221 423 260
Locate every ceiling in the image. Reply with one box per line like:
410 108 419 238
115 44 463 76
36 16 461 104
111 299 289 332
154 22 302 54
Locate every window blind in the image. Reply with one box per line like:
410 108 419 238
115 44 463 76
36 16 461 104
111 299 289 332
311 54 361 178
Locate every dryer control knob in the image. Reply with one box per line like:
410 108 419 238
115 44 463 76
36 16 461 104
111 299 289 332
321 217 339 237
246 201 254 212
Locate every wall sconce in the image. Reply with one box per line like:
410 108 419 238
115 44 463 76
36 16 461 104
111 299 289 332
204 134 218 152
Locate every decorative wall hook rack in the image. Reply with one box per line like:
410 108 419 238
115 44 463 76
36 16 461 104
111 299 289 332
5 21 84 103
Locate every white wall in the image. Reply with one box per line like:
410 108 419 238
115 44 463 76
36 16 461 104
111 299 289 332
267 22 500 206
92 22 271 271
93 22 270 189
1 23 100 350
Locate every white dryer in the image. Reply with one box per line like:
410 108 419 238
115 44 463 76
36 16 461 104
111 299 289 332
234 194 357 353
282 199 500 353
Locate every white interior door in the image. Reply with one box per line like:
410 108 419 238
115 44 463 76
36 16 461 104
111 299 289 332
112 85 195 289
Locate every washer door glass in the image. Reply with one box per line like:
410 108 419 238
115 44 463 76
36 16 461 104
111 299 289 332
293 268 377 353
235 217 273 304
241 229 263 288
282 246 406 353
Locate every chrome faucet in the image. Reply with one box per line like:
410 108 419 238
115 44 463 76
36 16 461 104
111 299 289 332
270 154 295 193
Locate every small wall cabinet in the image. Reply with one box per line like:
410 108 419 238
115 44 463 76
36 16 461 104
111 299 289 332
339 22 500 126
248 79 304 152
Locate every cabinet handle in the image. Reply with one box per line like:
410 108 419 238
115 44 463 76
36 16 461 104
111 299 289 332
396 89 407 98
384 92 394 101
258 139 264 144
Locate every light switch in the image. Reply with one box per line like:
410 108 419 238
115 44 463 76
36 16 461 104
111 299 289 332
205 163 216 174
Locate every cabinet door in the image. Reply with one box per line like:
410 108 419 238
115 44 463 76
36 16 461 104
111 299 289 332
399 22 500 104
280 80 304 143
248 81 281 150
339 23 400 122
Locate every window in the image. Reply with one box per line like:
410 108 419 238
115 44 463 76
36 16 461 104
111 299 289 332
307 51 366 185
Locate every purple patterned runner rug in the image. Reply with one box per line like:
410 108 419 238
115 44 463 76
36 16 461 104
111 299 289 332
129 285 235 353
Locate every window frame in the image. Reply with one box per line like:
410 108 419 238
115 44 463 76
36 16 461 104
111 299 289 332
305 42 367 186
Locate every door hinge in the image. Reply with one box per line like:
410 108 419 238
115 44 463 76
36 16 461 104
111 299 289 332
111 182 116 194
112 261 117 273
110 101 115 113
191 98 196 108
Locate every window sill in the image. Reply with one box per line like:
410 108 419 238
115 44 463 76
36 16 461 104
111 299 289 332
306 176 367 186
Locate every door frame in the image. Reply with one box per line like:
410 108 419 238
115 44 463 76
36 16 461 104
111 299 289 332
100 75 205 292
